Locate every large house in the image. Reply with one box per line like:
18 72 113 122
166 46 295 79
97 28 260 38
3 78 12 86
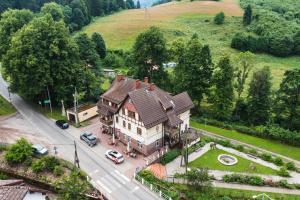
97 75 194 156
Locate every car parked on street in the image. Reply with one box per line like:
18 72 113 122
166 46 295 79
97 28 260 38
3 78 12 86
55 120 69 129
80 132 97 147
105 150 124 164
32 144 48 156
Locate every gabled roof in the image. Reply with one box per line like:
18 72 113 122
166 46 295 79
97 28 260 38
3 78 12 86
0 186 28 200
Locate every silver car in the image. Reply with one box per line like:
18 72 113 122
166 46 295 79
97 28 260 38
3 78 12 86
105 150 124 164
33 144 48 156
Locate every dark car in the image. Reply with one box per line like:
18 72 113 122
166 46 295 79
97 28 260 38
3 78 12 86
80 132 97 147
55 120 69 129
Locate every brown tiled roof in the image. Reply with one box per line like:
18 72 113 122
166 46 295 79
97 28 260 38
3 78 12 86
0 180 23 187
68 103 96 113
172 92 194 114
0 186 28 200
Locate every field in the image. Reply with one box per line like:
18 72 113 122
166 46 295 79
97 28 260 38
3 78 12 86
189 148 278 175
0 95 16 116
83 0 300 88
191 120 300 161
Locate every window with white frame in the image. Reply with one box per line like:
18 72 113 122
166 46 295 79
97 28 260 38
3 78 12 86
137 141 143 149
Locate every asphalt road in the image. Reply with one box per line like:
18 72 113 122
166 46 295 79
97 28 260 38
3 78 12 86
0 75 158 200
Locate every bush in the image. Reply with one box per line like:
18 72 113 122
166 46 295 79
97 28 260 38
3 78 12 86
160 150 180 165
42 156 60 171
31 160 46 173
5 138 33 165
260 153 272 162
274 157 283 166
214 12 225 25
222 174 264 186
53 166 64 176
0 172 8 180
248 149 258 156
236 145 244 152
286 161 296 170
278 180 294 189
277 167 290 177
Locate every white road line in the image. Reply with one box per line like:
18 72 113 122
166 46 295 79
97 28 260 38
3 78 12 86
130 186 139 193
96 180 112 194
111 171 126 184
114 170 131 182
89 169 99 176
102 175 122 188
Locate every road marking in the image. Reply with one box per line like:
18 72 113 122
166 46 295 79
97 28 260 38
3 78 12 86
102 175 122 188
89 169 99 176
114 170 130 182
130 186 139 193
96 180 112 194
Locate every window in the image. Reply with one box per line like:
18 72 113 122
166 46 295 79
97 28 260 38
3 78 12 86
123 120 126 128
128 123 131 130
156 140 160 147
122 108 125 115
137 127 142 135
137 141 143 149
128 111 135 119
116 116 119 124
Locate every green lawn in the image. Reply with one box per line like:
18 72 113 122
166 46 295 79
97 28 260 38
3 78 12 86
191 120 300 161
0 95 16 116
37 107 67 121
189 148 278 175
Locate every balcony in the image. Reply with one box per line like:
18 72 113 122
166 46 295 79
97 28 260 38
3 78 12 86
100 118 113 126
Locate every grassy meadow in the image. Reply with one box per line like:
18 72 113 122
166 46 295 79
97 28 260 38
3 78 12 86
0 95 15 116
83 0 300 88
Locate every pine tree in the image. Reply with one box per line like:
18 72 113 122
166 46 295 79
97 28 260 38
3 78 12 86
214 12 225 25
247 67 272 125
91 32 107 59
212 56 234 120
243 5 252 25
136 0 141 9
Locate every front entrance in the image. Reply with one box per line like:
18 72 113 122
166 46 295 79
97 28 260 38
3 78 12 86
68 113 76 123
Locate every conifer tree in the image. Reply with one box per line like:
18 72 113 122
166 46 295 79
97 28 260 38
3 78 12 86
243 5 252 25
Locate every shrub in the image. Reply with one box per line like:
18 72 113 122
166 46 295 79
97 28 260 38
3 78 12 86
5 138 33 165
160 150 180 165
249 149 258 156
42 156 60 171
0 172 8 180
53 166 64 176
214 12 225 25
278 180 294 189
274 157 283 166
286 161 296 170
236 145 244 152
260 153 272 162
277 167 290 177
222 174 264 186
31 160 46 173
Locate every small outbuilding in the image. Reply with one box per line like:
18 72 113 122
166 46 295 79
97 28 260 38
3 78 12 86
103 69 116 78
66 103 98 124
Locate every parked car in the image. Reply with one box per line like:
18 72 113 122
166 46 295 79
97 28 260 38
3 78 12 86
80 132 97 147
32 144 48 156
105 150 124 164
55 120 69 129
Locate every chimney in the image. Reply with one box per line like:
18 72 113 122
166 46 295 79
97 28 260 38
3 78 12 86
144 77 149 84
135 79 141 89
117 74 124 82
149 83 155 91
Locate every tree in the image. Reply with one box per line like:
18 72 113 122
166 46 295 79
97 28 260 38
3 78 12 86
212 56 234 120
131 27 169 89
5 138 33 165
186 168 212 191
243 5 252 25
175 36 213 108
91 32 107 59
2 14 85 105
294 31 300 55
247 67 272 125
234 51 255 99
275 69 300 130
126 0 135 9
136 0 141 8
41 2 64 21
58 169 89 200
214 12 225 25
0 9 34 59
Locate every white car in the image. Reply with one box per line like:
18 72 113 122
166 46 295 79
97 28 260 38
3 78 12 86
105 150 124 164
32 144 48 156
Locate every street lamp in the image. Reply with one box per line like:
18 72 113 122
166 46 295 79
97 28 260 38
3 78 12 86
252 193 274 200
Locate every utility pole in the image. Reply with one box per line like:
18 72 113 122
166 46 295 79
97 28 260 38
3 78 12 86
61 100 66 116
46 85 53 116
73 87 80 127
74 140 80 169
7 86 11 103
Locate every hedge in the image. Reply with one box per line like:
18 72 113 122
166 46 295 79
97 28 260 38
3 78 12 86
194 118 300 147
160 150 181 165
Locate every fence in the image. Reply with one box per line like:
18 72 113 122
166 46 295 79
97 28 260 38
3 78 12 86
134 173 173 200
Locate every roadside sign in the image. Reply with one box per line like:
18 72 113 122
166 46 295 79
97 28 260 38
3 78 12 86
44 99 51 104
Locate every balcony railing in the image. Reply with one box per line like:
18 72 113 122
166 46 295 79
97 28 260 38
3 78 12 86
100 118 113 126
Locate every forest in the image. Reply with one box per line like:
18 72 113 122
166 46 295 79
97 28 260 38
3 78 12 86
0 0 137 31
231 0 300 57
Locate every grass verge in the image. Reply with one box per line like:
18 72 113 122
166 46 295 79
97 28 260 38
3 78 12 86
191 120 300 161
189 148 278 175
0 95 16 116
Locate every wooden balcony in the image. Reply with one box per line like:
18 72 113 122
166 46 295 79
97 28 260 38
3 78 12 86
100 118 113 126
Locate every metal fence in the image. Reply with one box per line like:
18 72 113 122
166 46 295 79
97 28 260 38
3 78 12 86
134 173 173 200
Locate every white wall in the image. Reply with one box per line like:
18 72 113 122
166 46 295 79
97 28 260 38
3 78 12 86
178 110 190 132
